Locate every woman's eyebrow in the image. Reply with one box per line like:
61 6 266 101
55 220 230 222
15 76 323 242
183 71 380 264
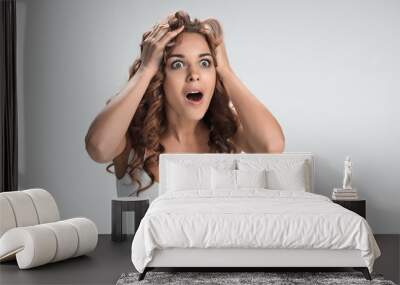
167 53 212 60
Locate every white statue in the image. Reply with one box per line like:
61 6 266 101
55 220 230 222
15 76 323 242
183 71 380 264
342 155 353 190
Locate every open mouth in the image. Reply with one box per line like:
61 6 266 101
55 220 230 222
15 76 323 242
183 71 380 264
185 92 203 103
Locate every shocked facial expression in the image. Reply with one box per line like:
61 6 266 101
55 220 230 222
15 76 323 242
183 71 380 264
163 32 217 121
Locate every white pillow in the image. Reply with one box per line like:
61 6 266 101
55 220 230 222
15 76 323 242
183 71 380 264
167 162 212 191
236 169 268 188
266 164 306 191
238 159 309 191
211 168 237 190
211 168 268 190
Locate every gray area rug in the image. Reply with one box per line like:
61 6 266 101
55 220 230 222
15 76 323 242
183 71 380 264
116 271 397 285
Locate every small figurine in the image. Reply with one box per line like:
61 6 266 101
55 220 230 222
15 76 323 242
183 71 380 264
342 155 353 190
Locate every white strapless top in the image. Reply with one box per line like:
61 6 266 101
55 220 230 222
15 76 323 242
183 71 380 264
115 150 159 203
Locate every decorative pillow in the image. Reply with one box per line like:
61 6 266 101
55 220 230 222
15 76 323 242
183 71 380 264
211 168 268 190
211 168 237 190
238 159 309 191
266 164 307 191
167 162 212 191
236 169 268 188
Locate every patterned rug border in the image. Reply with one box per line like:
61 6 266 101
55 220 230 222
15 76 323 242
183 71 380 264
116 271 397 285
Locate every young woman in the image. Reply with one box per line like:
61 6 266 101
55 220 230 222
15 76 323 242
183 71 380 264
85 11 285 201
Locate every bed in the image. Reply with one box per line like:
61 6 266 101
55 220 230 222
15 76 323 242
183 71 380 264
130 153 381 281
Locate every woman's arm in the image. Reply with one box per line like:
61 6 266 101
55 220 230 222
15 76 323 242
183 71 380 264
85 23 185 163
220 69 285 153
85 67 154 163
214 42 285 153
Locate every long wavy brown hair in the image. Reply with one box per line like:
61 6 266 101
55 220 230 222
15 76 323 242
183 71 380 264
106 10 241 195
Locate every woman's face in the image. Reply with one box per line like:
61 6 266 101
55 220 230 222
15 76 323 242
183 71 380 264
163 32 217 121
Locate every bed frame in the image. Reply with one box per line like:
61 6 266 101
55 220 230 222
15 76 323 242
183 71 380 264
138 153 372 281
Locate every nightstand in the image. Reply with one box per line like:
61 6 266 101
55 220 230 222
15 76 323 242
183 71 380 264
332 199 366 219
111 197 149 242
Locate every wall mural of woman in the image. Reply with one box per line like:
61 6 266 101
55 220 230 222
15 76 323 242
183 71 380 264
85 10 285 201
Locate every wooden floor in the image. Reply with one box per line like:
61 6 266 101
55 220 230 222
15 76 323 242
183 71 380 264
0 234 398 285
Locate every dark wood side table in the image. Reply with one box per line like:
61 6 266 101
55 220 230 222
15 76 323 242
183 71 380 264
332 199 366 219
112 198 149 242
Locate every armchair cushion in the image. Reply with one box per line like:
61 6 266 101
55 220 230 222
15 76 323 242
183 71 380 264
0 218 97 269
0 188 60 236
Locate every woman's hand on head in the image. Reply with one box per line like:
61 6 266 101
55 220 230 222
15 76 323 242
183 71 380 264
139 24 185 76
214 39 233 76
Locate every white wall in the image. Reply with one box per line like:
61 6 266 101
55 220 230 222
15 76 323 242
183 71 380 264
16 0 400 234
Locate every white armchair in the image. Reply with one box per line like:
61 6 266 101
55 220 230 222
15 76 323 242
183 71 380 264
0 188 98 269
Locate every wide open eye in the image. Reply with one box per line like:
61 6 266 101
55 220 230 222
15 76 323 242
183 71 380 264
171 60 184 69
200 59 211 68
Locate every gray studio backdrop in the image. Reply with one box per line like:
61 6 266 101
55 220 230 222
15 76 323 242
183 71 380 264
16 0 400 234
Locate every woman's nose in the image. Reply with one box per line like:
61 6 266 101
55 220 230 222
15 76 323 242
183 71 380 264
187 67 200 82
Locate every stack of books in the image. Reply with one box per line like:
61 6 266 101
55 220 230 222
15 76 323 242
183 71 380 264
332 188 359 200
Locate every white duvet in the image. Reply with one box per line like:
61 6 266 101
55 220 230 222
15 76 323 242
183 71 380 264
131 189 381 273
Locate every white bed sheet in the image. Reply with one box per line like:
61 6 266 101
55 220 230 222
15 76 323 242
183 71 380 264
131 189 381 273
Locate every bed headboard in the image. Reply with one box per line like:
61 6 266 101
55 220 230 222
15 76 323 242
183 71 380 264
159 152 315 195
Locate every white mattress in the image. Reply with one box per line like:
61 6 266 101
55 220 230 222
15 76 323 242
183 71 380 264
131 189 381 273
